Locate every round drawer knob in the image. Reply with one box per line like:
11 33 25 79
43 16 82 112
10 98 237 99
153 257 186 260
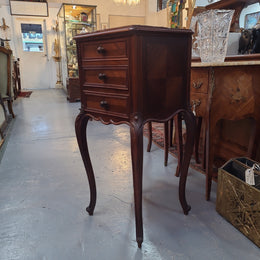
100 100 109 110
97 46 105 54
98 73 107 81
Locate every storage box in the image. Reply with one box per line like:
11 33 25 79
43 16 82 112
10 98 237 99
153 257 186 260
216 157 260 248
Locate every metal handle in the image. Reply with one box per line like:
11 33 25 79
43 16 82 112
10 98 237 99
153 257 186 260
98 73 107 81
191 99 201 107
97 46 105 54
192 81 203 89
231 88 245 103
191 99 201 116
100 100 109 110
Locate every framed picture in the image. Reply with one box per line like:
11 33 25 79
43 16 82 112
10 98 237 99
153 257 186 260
9 0 48 17
245 11 260 29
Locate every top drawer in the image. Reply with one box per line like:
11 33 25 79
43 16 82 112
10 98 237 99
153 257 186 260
82 39 128 60
190 68 209 94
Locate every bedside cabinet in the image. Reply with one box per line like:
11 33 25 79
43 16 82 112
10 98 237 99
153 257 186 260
74 25 195 247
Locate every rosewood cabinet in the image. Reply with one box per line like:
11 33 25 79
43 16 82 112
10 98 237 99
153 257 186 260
74 25 195 247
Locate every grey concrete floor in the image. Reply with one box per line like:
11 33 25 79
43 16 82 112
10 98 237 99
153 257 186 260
0 89 259 260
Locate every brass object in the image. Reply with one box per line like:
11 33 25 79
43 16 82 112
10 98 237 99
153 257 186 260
191 99 201 107
0 18 11 50
191 99 201 116
192 81 203 89
230 87 246 103
216 158 260 248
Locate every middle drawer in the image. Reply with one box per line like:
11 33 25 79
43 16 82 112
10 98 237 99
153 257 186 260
82 67 128 90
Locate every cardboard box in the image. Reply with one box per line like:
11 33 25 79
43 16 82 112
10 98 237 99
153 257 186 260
216 158 260 248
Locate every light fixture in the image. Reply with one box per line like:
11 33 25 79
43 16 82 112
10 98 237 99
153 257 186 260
113 0 140 5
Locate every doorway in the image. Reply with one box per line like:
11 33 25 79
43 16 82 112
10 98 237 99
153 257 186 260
12 17 53 89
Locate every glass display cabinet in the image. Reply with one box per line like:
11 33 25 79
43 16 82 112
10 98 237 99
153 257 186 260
57 4 96 102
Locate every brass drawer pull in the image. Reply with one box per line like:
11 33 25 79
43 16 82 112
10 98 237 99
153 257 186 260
98 73 107 81
100 100 109 110
191 99 201 116
193 81 203 89
97 46 105 54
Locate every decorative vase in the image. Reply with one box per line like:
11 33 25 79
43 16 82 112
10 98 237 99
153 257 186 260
197 9 234 63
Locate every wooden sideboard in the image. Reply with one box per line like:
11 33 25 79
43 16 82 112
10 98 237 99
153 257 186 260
74 25 196 247
191 55 260 200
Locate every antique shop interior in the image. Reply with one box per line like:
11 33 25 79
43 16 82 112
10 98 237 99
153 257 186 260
0 0 260 259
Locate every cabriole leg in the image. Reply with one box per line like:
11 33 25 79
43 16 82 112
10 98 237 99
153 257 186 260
130 122 144 248
178 110 196 215
75 112 96 215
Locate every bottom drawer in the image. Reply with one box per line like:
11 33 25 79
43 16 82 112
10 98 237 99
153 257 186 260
81 91 129 117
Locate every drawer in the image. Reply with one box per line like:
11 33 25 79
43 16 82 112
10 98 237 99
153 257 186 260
81 91 129 116
190 93 207 117
82 68 128 90
82 39 128 59
190 68 209 94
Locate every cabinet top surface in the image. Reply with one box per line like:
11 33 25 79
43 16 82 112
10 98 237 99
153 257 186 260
191 54 260 67
192 60 260 67
74 25 192 41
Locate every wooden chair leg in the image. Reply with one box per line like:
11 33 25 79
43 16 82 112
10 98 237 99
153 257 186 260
7 99 15 118
147 120 170 167
194 117 202 164
169 118 174 147
146 122 152 152
0 94 8 120
164 121 169 166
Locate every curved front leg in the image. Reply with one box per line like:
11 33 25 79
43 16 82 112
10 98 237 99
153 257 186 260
175 114 183 177
178 110 196 215
75 112 96 215
130 121 144 248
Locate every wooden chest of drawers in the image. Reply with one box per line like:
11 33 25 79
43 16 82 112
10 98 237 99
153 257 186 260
78 37 129 121
74 25 195 247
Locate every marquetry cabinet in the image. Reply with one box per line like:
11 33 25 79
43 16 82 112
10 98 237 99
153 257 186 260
191 55 260 200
